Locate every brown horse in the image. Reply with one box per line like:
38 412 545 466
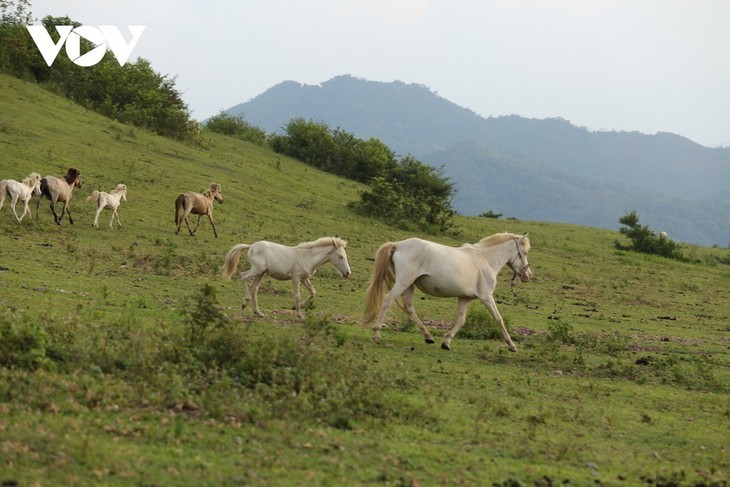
36 167 83 225
174 182 223 237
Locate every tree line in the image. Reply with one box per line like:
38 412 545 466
204 112 456 233
1 1 456 233
0 7 195 140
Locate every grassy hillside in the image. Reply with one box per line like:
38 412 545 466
1 74 729 486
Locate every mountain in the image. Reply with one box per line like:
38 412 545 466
226 75 730 246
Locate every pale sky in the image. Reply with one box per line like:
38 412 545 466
29 1 730 147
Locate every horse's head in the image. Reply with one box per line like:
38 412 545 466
508 234 532 282
329 239 351 278
117 184 128 201
65 167 82 188
209 183 223 203
28 172 42 195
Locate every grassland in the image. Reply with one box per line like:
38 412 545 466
1 74 729 486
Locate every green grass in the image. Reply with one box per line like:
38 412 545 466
1 73 729 486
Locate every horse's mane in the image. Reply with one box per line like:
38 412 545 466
477 232 530 251
296 236 347 249
22 172 41 185
63 167 80 184
112 183 127 193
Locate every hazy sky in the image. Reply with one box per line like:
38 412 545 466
29 1 730 147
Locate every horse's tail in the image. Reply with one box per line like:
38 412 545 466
87 190 100 202
174 194 184 224
221 244 250 279
363 242 398 326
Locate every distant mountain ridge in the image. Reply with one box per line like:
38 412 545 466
226 75 730 246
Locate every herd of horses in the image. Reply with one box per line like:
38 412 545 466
1 167 533 351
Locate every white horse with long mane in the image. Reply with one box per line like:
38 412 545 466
364 232 533 351
88 183 127 228
0 172 42 222
222 237 351 319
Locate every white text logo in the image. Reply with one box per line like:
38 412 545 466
26 25 145 67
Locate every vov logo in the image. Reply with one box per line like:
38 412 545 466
26 25 145 67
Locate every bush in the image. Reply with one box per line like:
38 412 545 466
458 306 505 341
615 211 685 260
204 112 266 145
0 311 48 370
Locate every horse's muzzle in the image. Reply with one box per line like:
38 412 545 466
520 265 533 282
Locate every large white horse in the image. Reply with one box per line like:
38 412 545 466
0 172 42 222
88 183 127 229
364 233 533 351
222 237 351 319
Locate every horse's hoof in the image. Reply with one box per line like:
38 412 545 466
425 337 435 344
508 346 518 353
441 342 451 350
371 336 381 343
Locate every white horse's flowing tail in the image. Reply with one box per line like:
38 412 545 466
363 242 399 325
87 190 101 202
221 244 251 279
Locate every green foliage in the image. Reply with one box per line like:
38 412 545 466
350 155 455 233
271 117 455 233
204 111 266 145
459 306 505 340
1 73 729 487
616 211 685 260
0 311 48 370
0 13 195 140
182 284 229 352
479 210 503 219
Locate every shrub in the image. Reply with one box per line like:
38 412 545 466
615 211 685 260
0 311 48 370
204 112 266 145
458 306 505 340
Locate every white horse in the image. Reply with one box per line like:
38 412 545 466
88 183 127 228
364 233 533 351
0 172 42 222
222 237 351 319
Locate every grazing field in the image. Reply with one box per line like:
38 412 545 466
1 74 729 486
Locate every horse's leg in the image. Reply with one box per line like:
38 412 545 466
113 208 122 228
22 195 32 221
402 285 435 344
480 294 517 352
10 193 21 222
64 200 74 225
300 278 316 311
372 278 415 341
49 197 61 225
207 213 218 238
93 204 102 228
441 298 470 351
249 273 266 317
291 278 304 319
188 213 202 236
35 192 45 220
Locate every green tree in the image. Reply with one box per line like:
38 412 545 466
204 112 266 145
616 211 684 260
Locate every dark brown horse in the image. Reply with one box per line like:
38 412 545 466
36 167 83 225
174 182 223 237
